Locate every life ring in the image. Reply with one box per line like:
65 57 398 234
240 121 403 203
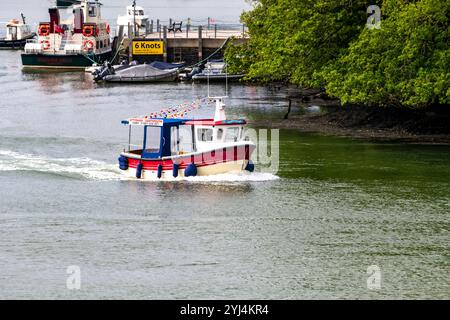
40 40 51 50
38 24 50 37
83 40 94 51
106 23 110 34
82 25 94 37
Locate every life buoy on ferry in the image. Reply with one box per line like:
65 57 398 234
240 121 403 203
40 40 51 50
38 24 50 37
83 40 95 51
82 25 94 37
106 23 110 34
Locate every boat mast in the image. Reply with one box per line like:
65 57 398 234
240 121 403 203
132 0 136 38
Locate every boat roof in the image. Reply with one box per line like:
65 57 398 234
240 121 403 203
121 117 246 126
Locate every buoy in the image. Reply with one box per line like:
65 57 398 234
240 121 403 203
157 164 163 179
118 155 128 170
184 163 197 177
245 160 255 172
172 163 179 178
136 162 143 179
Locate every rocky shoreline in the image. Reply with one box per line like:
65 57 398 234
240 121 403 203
249 103 450 144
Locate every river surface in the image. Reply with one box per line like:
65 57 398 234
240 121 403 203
0 2 450 300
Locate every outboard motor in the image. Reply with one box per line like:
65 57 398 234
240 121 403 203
93 62 115 81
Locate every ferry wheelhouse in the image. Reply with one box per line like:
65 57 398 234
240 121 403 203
22 0 112 70
118 98 256 179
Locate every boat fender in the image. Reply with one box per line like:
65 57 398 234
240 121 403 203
136 162 143 179
173 163 180 178
245 160 255 172
118 156 128 170
157 164 163 179
184 163 197 177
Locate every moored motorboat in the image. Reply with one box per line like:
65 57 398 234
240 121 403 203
191 60 244 82
0 15 35 49
118 97 255 180
21 0 112 70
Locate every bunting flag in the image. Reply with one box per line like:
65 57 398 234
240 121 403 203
136 97 214 120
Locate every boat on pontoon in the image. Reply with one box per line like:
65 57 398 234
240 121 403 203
0 15 35 49
21 0 112 70
118 97 255 180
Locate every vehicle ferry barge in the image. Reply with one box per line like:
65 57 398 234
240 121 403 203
22 0 112 70
118 98 256 179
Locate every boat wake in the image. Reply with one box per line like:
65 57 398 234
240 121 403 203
0 149 279 183
0 150 120 180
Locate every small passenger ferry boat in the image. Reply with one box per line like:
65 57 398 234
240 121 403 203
0 15 35 49
118 97 256 179
22 0 112 70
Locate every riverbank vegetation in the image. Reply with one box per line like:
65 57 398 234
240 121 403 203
225 0 449 109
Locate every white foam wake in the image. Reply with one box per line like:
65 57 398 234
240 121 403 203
0 149 121 180
0 149 279 183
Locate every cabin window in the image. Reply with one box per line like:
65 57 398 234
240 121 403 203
144 126 161 153
225 127 240 142
178 125 194 152
197 128 213 142
88 6 97 17
170 126 179 155
217 128 224 140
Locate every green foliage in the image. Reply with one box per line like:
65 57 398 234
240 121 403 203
323 0 449 107
226 0 449 108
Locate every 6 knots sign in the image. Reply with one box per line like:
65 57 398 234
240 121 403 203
132 40 164 55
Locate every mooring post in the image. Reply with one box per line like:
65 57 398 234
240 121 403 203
214 24 217 38
163 25 168 62
198 25 203 62
284 99 292 119
186 24 189 38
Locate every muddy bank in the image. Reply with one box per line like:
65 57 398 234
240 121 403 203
250 102 450 144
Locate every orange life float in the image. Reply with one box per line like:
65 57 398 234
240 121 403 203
82 25 95 37
40 40 51 50
106 23 110 34
38 24 50 37
83 40 94 51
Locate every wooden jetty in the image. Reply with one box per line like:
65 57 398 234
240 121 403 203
115 22 249 65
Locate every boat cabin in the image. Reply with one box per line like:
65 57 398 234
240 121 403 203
121 117 248 160
116 5 149 37
3 19 32 41
25 0 111 55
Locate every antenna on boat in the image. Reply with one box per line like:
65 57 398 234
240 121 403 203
21 13 26 25
207 61 210 98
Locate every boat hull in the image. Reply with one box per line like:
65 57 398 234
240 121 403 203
21 51 112 70
119 144 255 180
0 34 36 50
